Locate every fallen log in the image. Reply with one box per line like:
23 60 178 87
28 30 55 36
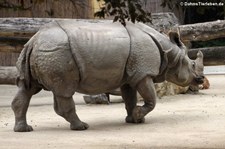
0 17 52 38
0 66 17 85
0 18 52 53
188 46 225 66
0 37 27 53
1 18 225 47
178 20 225 42
0 17 109 39
0 18 110 53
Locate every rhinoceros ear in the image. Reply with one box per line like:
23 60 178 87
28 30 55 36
168 31 182 47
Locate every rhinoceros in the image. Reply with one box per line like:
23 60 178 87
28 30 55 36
12 20 204 132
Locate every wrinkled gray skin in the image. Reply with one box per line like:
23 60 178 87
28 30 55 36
12 20 204 132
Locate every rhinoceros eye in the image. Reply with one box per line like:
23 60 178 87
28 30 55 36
192 61 196 68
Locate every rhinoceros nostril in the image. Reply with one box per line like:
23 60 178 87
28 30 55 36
197 75 204 80
195 76 205 84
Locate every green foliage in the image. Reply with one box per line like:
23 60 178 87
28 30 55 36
94 0 151 26
161 0 180 10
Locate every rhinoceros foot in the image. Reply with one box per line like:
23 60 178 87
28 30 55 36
70 121 89 130
126 116 145 123
132 106 146 123
125 106 146 123
14 122 33 132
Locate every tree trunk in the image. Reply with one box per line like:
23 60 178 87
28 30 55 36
0 67 17 85
188 46 225 66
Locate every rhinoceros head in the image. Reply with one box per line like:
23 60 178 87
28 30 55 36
165 32 205 87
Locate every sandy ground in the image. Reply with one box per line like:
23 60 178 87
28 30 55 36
0 75 225 149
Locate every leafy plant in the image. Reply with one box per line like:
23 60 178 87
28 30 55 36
94 0 151 26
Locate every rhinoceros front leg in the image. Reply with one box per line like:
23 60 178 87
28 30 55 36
53 95 89 130
132 76 157 123
12 79 41 132
120 84 139 123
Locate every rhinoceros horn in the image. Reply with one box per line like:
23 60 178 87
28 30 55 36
197 50 204 60
195 50 204 70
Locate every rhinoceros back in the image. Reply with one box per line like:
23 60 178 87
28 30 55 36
56 20 130 94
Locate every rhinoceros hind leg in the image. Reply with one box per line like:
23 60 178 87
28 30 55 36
120 84 140 123
12 79 42 132
53 95 89 130
133 76 157 123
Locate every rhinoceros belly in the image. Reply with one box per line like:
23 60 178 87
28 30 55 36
56 20 130 94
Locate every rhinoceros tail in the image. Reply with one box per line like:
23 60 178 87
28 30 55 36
16 35 35 89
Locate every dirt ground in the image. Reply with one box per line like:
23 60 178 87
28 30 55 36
0 75 225 149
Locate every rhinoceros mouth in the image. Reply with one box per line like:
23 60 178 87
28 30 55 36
194 76 205 85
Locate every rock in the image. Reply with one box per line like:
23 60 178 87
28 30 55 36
83 94 110 104
154 82 189 98
200 77 210 89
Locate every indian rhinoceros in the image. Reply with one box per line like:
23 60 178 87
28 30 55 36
12 20 204 132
